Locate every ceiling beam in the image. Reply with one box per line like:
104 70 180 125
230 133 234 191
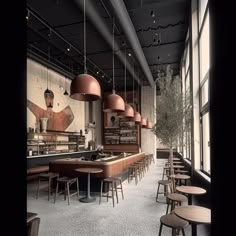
109 0 155 87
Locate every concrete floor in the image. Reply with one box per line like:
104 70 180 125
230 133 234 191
27 159 210 236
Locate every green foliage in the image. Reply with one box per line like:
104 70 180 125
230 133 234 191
151 66 191 148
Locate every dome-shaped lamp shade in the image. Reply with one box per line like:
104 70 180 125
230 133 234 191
103 90 125 112
132 111 141 123
146 120 152 129
70 74 101 101
117 103 134 118
141 117 147 128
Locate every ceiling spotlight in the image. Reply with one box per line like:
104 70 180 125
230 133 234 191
47 28 52 37
150 11 155 18
128 53 131 57
67 44 71 52
96 71 99 74
26 10 30 20
102 75 104 78
153 19 156 24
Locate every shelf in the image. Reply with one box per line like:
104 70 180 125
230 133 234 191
27 131 86 156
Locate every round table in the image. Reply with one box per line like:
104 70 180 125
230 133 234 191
170 174 191 185
75 168 103 203
176 185 206 205
175 205 211 236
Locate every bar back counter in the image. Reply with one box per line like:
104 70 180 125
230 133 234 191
49 152 145 192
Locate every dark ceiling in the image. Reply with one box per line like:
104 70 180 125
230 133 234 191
27 0 190 93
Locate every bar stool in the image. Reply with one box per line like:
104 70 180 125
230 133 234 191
54 176 79 205
100 177 119 207
128 164 139 185
113 177 124 200
36 172 59 201
166 193 188 214
156 179 172 203
158 213 189 236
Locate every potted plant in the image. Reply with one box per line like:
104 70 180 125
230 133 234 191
151 65 191 176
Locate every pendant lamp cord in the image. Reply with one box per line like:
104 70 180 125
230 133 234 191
124 48 127 102
48 46 51 90
133 61 135 105
112 18 115 92
83 0 87 74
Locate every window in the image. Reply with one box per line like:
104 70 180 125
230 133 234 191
199 3 210 175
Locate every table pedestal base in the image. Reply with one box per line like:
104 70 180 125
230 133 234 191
79 196 96 203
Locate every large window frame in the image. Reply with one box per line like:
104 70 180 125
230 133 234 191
198 0 210 175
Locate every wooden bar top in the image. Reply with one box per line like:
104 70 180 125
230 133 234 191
50 152 145 178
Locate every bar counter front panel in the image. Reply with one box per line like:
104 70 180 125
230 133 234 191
49 152 145 192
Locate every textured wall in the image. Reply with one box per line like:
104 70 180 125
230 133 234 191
141 85 156 159
27 59 85 132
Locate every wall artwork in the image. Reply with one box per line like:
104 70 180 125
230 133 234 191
105 112 120 128
27 89 74 132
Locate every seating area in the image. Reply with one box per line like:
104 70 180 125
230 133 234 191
27 159 210 235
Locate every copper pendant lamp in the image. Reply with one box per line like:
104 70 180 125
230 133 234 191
70 0 101 101
146 119 152 129
141 117 147 128
103 19 125 113
133 111 141 123
117 49 134 118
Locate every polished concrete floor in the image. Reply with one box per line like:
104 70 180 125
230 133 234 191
27 159 210 236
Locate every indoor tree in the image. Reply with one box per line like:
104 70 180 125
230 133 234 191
151 65 191 176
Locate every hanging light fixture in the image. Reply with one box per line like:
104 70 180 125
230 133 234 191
141 117 147 128
146 119 152 129
70 0 101 101
103 18 125 113
117 49 134 118
131 65 141 123
64 77 69 96
44 45 51 97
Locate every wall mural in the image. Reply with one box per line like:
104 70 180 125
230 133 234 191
27 88 74 131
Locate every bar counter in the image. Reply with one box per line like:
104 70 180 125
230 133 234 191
49 152 145 179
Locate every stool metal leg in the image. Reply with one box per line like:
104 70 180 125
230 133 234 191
76 178 79 201
120 180 124 200
54 181 59 203
67 182 70 205
99 180 103 204
156 183 160 202
36 177 40 199
48 177 51 201
115 182 119 204
111 182 115 207
158 222 163 236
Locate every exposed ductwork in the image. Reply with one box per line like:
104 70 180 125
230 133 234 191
109 0 155 87
74 0 142 86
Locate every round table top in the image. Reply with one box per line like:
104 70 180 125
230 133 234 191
176 185 206 195
170 174 191 180
173 165 185 169
75 168 103 174
175 205 211 224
